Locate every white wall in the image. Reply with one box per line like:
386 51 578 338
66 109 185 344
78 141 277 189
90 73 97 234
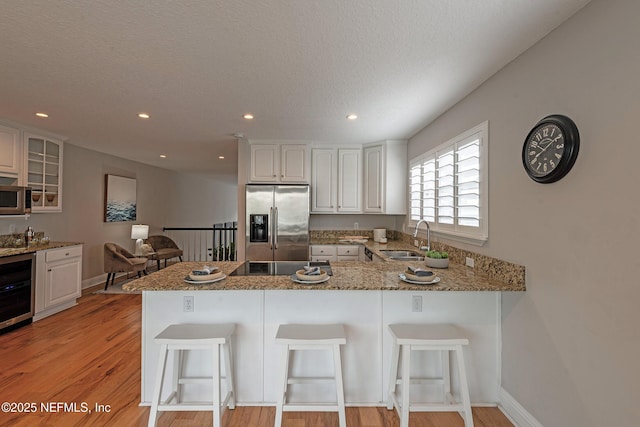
408 0 639 425
0 143 237 282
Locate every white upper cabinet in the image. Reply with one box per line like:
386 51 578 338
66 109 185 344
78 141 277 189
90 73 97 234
311 147 361 213
250 143 309 183
363 140 407 214
311 148 337 212
280 144 307 182
0 123 22 177
25 133 64 212
337 148 361 212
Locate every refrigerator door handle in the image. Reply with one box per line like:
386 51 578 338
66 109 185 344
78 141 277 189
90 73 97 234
274 207 279 249
269 207 274 249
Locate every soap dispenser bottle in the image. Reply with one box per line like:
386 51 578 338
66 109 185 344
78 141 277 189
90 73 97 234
25 226 34 246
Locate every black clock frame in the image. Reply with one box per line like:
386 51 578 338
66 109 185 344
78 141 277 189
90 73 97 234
522 114 580 184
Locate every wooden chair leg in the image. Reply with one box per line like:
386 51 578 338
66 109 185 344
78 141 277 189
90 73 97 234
156 260 161 270
104 273 112 290
179 256 183 262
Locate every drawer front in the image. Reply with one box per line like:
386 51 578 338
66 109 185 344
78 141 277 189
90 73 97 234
311 255 335 262
45 245 82 263
310 245 336 256
337 245 358 256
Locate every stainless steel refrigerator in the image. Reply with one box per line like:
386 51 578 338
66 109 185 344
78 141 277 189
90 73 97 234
245 184 310 261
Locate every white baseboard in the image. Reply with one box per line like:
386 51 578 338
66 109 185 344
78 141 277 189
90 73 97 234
82 273 109 290
499 387 543 427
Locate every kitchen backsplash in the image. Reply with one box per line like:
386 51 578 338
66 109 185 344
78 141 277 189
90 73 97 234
0 231 47 248
311 229 525 287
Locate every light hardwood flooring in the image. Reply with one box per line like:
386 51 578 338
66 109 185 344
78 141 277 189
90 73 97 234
0 292 514 427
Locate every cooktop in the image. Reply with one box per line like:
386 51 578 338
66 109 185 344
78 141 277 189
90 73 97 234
230 261 332 276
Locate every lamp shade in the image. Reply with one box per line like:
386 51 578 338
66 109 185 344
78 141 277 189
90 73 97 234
131 224 149 240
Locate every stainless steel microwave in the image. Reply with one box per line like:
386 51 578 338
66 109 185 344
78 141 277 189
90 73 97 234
0 186 31 215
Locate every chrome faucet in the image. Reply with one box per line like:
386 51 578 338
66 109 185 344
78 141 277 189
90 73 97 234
413 219 430 252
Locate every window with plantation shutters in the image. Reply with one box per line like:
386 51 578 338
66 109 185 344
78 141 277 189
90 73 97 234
409 121 488 245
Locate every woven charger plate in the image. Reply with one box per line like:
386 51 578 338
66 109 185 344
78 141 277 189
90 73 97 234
295 269 328 282
403 271 437 283
188 271 224 281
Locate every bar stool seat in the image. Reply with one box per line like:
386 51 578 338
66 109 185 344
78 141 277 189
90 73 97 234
274 323 347 427
387 324 474 427
148 323 236 427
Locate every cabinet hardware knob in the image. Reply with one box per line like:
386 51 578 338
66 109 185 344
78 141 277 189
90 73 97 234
273 174 276 177
47 269 52 272
65 253 70 256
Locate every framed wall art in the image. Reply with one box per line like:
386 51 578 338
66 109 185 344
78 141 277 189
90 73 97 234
104 174 137 222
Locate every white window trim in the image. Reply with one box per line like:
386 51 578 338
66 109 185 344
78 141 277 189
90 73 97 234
408 121 489 246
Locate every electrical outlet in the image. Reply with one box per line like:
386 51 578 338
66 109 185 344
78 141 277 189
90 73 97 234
411 295 422 312
183 296 194 312
465 257 475 268
354 222 359 230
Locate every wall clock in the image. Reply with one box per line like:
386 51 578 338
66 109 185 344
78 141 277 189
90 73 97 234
522 114 580 183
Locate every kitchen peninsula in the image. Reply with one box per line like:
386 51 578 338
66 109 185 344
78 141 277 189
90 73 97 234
125 246 524 408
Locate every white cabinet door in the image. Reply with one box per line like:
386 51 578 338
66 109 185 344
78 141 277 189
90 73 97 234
363 140 407 215
250 143 308 183
250 144 279 182
46 257 82 307
34 245 82 320
0 124 21 176
337 149 361 212
311 148 337 212
363 145 384 213
280 144 307 182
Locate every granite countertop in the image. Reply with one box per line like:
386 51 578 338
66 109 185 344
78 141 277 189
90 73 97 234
0 241 83 258
123 257 525 292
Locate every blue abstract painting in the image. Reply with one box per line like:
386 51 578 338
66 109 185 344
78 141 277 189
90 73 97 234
105 175 137 222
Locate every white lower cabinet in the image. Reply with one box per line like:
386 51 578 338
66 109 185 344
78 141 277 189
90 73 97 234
310 245 336 262
310 244 360 262
336 245 359 261
34 244 82 321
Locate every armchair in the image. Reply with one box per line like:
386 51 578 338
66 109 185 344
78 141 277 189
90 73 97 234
145 235 183 270
103 243 148 290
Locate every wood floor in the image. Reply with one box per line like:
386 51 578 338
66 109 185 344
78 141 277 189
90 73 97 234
0 292 515 427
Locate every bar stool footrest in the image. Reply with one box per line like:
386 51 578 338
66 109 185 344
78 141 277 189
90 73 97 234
283 403 341 412
287 376 336 384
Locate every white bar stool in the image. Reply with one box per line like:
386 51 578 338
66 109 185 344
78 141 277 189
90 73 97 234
387 324 474 427
274 323 347 427
148 323 236 427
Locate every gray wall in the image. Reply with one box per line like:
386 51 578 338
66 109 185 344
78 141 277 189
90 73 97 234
408 0 639 425
0 143 237 282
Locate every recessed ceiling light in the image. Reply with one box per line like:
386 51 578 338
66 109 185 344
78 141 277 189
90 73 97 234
346 114 358 120
35 112 49 118
218 156 225 159
160 154 166 158
138 113 150 119
243 113 254 120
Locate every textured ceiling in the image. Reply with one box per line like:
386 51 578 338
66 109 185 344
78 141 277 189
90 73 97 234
0 0 591 181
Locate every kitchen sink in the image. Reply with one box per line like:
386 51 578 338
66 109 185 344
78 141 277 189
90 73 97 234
379 250 425 261
388 256 425 261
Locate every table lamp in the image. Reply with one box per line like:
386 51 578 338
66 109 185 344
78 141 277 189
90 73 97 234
131 224 149 255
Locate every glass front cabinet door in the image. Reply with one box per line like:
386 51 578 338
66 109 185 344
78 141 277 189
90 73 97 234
25 133 63 212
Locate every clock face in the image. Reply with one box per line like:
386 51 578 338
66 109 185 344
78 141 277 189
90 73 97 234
522 115 580 183
524 123 565 178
